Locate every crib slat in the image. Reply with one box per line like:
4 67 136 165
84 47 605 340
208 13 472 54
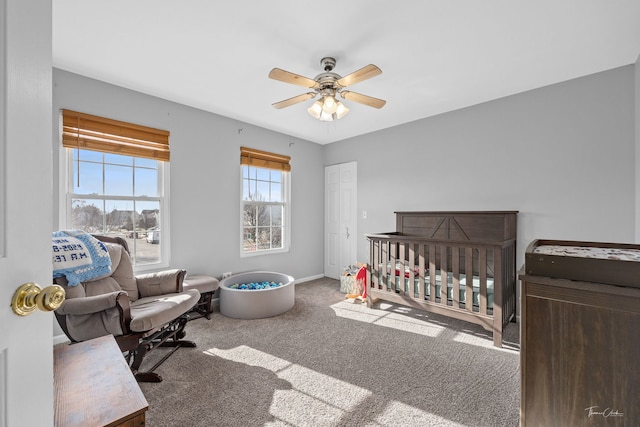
372 239 380 290
368 240 373 292
505 244 515 322
429 244 436 303
452 246 460 308
493 246 503 347
408 243 416 298
419 244 426 301
390 242 397 293
399 243 406 296
440 245 448 304
479 247 487 314
381 241 389 291
465 247 473 312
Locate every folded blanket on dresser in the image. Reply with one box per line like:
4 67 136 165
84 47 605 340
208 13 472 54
52 230 112 286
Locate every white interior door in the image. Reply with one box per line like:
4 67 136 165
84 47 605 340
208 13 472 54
0 0 54 425
324 162 357 279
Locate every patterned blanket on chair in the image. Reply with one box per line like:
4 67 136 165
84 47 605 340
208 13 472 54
52 231 112 286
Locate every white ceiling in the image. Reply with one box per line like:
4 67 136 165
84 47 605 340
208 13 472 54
53 1 640 145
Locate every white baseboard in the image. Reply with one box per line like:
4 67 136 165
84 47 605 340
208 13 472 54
295 273 325 283
53 334 70 345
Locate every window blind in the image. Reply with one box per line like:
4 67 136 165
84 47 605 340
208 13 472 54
61 109 170 161
240 146 291 171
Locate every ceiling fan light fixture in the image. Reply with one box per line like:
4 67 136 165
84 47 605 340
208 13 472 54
307 100 323 119
335 101 349 119
319 110 334 122
321 95 338 115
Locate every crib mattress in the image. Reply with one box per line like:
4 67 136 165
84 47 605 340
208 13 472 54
379 263 495 288
376 263 494 308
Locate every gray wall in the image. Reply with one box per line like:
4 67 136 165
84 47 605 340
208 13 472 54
324 65 637 269
53 64 637 279
52 64 636 340
636 54 640 242
52 69 325 281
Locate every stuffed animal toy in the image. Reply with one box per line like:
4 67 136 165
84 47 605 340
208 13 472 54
345 264 367 303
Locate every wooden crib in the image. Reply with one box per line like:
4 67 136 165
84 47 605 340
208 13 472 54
366 211 518 347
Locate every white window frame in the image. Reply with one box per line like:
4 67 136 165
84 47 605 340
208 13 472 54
59 146 171 272
240 165 291 257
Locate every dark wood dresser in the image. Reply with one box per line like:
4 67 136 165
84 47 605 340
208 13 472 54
520 239 640 426
54 335 148 427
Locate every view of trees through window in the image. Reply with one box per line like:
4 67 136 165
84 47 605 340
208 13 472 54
242 165 286 253
69 149 163 265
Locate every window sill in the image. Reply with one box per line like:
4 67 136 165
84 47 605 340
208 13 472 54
133 261 171 274
240 247 290 258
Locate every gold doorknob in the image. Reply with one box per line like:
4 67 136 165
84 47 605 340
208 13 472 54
11 283 66 316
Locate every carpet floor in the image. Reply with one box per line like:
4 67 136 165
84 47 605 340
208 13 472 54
139 278 520 427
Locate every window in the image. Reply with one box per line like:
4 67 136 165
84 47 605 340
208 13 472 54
61 110 170 269
241 147 290 255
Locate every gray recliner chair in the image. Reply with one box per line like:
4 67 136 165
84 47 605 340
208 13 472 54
54 235 200 382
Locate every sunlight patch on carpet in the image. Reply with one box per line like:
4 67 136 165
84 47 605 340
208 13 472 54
376 400 468 427
330 300 519 352
451 330 496 349
204 345 448 426
331 300 446 338
451 330 519 354
203 345 290 372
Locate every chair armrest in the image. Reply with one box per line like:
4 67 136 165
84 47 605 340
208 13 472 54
115 292 132 334
136 269 187 297
55 291 128 315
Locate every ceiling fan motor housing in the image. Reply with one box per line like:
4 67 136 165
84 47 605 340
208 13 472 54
316 73 341 90
316 58 341 92
320 57 336 72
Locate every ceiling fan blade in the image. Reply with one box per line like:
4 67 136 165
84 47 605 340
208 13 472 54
272 92 317 109
340 91 386 109
337 64 382 87
269 68 319 89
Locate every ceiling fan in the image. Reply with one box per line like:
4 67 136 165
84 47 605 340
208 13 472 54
268 57 386 121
